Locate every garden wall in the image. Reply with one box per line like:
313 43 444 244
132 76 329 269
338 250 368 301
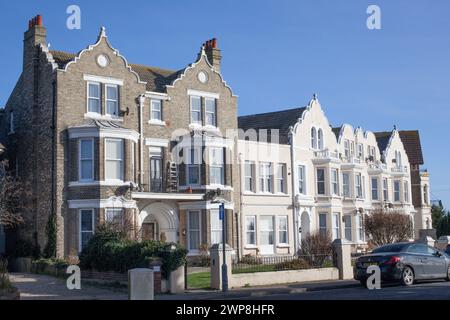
230 267 339 288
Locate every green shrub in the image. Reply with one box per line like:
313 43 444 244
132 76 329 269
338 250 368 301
79 225 187 279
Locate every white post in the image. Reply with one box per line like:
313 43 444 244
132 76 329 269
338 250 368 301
210 244 233 290
128 268 154 300
332 239 353 280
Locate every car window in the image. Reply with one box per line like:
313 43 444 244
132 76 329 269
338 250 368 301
427 247 438 255
407 244 428 254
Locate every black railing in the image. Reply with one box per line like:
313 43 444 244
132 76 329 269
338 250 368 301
232 254 334 274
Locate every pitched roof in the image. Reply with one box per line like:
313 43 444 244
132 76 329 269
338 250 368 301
238 107 307 144
374 130 424 165
49 50 180 93
332 127 342 140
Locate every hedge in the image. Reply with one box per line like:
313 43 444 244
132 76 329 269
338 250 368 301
79 225 187 279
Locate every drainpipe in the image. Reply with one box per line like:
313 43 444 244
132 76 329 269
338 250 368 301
237 152 244 259
289 128 299 256
138 95 145 187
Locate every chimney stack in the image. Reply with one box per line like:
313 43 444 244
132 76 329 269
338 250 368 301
23 14 47 70
202 38 222 73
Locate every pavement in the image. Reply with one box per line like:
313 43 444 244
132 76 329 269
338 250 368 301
9 273 450 300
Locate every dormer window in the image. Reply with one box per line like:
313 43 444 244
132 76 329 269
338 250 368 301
105 85 119 117
88 82 101 114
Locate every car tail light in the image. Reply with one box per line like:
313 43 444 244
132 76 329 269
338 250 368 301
385 256 401 265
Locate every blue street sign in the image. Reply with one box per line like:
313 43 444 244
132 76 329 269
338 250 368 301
219 203 225 220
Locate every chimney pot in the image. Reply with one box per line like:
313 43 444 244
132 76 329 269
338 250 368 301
212 38 217 49
37 15 43 26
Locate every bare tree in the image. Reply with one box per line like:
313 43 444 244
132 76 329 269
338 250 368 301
0 161 26 228
364 209 414 247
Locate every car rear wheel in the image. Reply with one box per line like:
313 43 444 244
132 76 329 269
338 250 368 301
400 266 415 286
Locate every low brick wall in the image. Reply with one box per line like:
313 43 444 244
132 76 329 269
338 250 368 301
231 267 339 288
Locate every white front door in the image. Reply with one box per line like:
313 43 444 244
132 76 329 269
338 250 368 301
260 216 275 255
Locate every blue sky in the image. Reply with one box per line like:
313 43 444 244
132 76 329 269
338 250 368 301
1 0 449 207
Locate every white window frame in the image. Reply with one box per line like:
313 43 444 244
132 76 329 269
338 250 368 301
259 162 273 193
316 168 326 196
331 168 339 196
319 213 328 238
244 161 255 192
343 215 352 242
393 180 401 202
104 138 124 182
87 82 101 114
355 214 364 243
79 138 94 182
278 216 289 245
383 178 389 201
311 127 317 149
357 144 364 159
355 173 363 199
190 96 202 125
79 208 95 252
187 147 201 186
317 129 324 150
150 99 163 122
371 177 379 200
209 147 225 186
344 140 350 159
245 216 256 246
204 98 217 127
404 181 409 203
187 210 201 252
276 163 286 194
105 84 119 117
332 213 340 240
342 172 350 197
210 209 223 245
298 165 306 195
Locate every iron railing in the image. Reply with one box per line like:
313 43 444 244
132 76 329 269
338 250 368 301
232 254 334 274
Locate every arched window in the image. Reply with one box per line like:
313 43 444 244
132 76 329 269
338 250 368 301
317 129 324 150
395 151 402 167
311 127 317 149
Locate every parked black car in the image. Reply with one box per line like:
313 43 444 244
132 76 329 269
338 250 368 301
354 242 450 287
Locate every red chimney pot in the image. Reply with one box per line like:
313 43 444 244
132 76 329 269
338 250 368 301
212 38 217 49
36 15 43 26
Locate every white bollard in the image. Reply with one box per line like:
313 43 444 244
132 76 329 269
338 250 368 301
128 268 154 300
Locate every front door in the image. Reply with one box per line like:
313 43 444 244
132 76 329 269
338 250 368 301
260 216 275 255
150 157 163 193
142 223 156 241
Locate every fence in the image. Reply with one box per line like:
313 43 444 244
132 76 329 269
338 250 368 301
232 254 334 274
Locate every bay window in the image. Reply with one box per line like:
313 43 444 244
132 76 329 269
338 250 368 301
188 211 201 251
383 178 389 201
319 213 327 238
79 209 94 251
105 139 124 181
371 177 379 200
343 215 352 241
331 169 339 196
356 214 364 242
355 173 362 198
187 148 201 186
394 180 401 202
209 148 224 185
316 168 326 195
79 139 94 181
332 213 340 240
210 209 223 245
404 181 410 203
342 172 350 197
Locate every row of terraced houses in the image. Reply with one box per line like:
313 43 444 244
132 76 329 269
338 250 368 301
0 16 432 260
